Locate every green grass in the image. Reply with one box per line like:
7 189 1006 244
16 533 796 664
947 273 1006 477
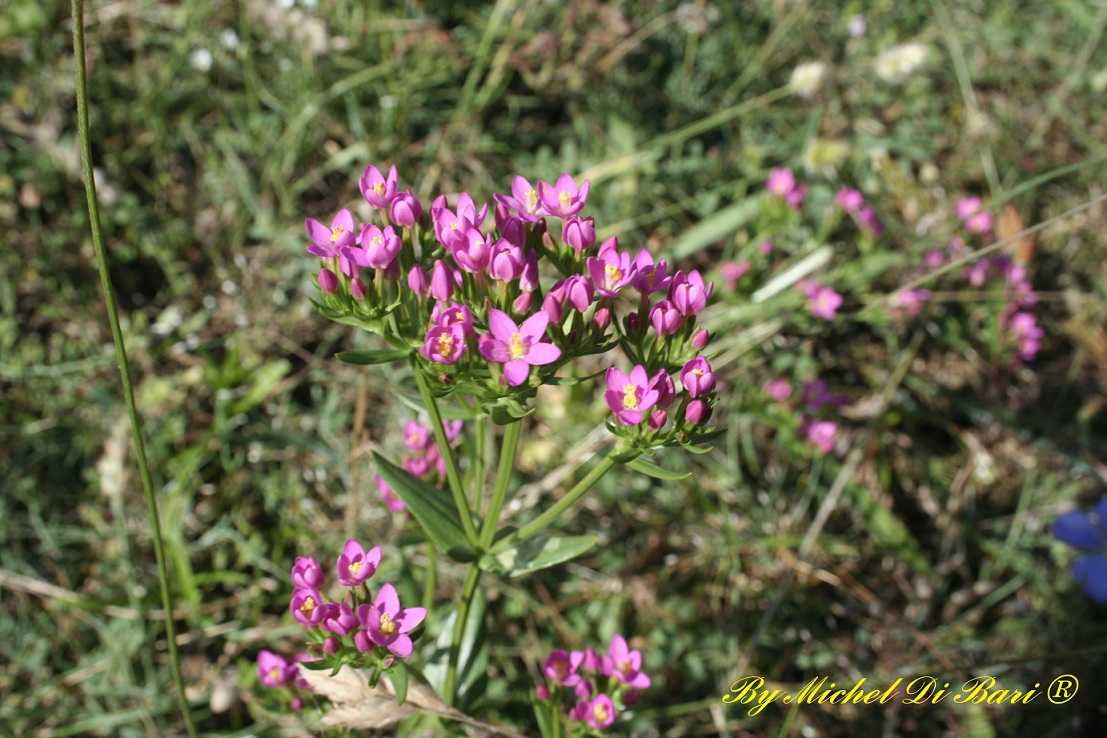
3 0 1107 735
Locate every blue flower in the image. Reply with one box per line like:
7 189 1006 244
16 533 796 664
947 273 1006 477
1053 498 1107 604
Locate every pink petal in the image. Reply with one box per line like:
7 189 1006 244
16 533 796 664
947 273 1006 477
479 335 510 363
486 308 518 341
504 359 530 386
519 310 550 339
525 342 561 366
387 635 413 659
375 583 400 615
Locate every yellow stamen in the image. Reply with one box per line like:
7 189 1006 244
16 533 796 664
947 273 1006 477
553 661 569 680
330 225 345 242
558 191 572 208
372 182 385 196
593 703 610 722
268 667 282 682
605 264 623 282
436 333 456 359
525 189 538 208
370 235 383 247
299 596 317 617
379 612 396 635
622 384 638 409
349 560 364 576
508 332 527 360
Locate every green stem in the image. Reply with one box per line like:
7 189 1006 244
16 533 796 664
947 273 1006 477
473 413 487 513
412 363 479 546
422 542 437 613
444 564 481 705
71 3 197 736
479 419 521 549
497 450 621 550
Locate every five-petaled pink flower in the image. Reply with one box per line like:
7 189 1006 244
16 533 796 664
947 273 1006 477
291 556 324 589
543 649 584 687
582 693 616 729
360 164 398 210
494 175 544 222
355 583 427 658
422 323 467 366
805 419 837 453
604 366 660 426
290 587 324 627
537 174 590 218
478 308 562 386
305 208 356 258
680 357 716 398
807 285 842 320
603 634 651 689
257 650 297 687
337 539 381 587
587 248 636 298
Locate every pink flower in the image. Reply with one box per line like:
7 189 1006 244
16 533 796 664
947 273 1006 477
720 260 750 291
290 587 324 627
345 224 401 269
355 583 427 658
537 173 590 218
489 239 525 283
403 421 430 452
632 250 672 295
766 168 795 198
670 270 714 315
292 556 324 589
389 190 422 228
764 378 793 401
786 183 809 209
692 328 709 349
603 634 651 689
1009 312 1042 361
587 248 636 298
680 357 716 398
478 309 562 386
604 366 659 426
858 207 883 236
809 285 843 320
257 650 297 687
305 208 356 258
956 196 983 220
965 211 993 235
360 164 398 209
805 420 837 453
835 187 863 212
648 300 682 336
432 301 476 338
494 175 544 222
451 228 493 274
422 323 467 365
319 601 359 637
543 649 584 686
582 694 616 729
376 475 405 512
889 288 930 317
337 539 381 587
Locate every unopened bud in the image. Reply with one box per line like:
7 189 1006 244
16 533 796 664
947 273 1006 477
350 277 368 300
318 267 338 293
323 637 340 655
692 328 709 349
648 409 667 431
685 399 709 425
593 307 611 330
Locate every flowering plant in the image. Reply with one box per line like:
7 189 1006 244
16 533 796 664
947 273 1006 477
257 167 722 733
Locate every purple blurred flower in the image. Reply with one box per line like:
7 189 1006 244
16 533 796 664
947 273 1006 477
766 168 795 198
257 650 297 687
805 419 837 453
765 378 793 401
720 260 750 291
543 649 584 687
1009 311 1043 361
835 187 863 212
376 475 405 512
808 286 843 320
582 694 616 729
858 207 883 236
1054 498 1107 604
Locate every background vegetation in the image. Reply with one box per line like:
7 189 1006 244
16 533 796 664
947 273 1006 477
2 0 1107 735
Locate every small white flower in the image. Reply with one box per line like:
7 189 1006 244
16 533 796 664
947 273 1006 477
875 42 932 84
789 60 829 98
189 47 213 72
220 29 240 51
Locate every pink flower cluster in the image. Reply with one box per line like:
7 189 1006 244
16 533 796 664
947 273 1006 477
766 168 809 209
835 186 883 237
306 165 721 446
535 634 650 731
763 377 848 454
796 279 843 321
255 650 314 711
288 540 426 664
374 418 465 512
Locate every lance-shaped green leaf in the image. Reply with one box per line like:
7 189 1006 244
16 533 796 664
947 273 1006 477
336 347 413 365
389 661 408 706
625 457 690 480
482 534 598 576
373 453 478 561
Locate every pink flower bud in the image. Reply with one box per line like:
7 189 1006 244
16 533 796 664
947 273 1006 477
323 637 340 655
290 697 304 711
648 409 667 431
318 267 338 293
408 264 428 295
685 399 708 425
692 328 709 349
535 685 550 701
759 240 774 255
513 291 532 315
350 277 368 301
389 189 422 228
593 307 611 330
562 216 596 251
430 259 453 301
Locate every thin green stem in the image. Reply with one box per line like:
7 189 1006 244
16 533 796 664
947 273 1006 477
71 3 196 736
422 542 437 613
479 419 521 549
411 363 480 546
497 450 621 550
473 413 487 514
444 563 481 705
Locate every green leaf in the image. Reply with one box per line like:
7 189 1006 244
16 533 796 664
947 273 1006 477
483 534 598 576
670 197 761 260
390 661 408 705
336 348 413 365
532 695 557 738
425 592 488 713
625 457 690 480
373 453 478 561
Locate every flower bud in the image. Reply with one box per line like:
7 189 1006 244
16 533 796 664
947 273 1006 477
431 259 453 301
389 189 422 228
323 636 340 655
350 277 368 301
592 307 611 331
624 313 640 333
562 216 596 252
318 267 338 293
685 399 709 425
290 697 304 711
648 409 667 431
408 264 428 295
535 685 550 701
513 291 532 315
692 328 709 349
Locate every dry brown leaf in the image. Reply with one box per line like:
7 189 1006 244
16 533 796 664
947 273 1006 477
996 205 1035 266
